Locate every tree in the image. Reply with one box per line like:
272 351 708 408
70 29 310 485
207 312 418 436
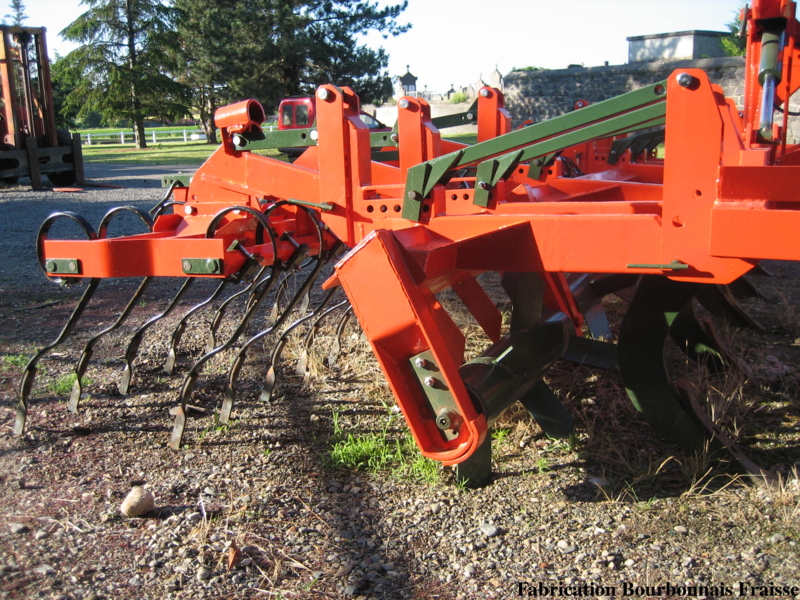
173 0 408 143
721 3 747 57
4 0 27 25
60 0 191 148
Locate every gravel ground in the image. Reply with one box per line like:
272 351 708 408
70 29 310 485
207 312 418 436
0 167 799 600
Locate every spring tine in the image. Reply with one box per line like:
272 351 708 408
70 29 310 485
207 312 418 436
295 296 350 376
68 276 152 411
329 306 355 365
205 265 270 353
119 277 196 395
16 278 101 435
696 284 765 331
261 288 342 404
219 251 332 424
267 276 291 325
165 279 229 375
297 289 311 315
169 264 282 450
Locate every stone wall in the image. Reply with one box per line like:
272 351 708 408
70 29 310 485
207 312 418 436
504 57 746 126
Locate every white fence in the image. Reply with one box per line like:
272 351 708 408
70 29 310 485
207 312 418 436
81 129 207 145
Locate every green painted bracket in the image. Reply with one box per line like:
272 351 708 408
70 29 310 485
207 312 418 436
401 81 667 221
527 152 559 180
473 149 523 207
402 150 464 220
627 260 688 271
162 174 191 188
430 99 478 130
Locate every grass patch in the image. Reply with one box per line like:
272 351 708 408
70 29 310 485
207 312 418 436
48 373 91 396
1 354 29 370
82 141 288 166
327 409 439 483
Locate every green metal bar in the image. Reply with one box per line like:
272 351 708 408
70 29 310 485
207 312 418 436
402 81 667 220
430 100 478 130
233 128 396 152
286 198 334 212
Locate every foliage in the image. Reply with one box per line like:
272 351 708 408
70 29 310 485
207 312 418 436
4 0 27 25
59 0 191 148
172 0 409 143
449 91 468 104
48 373 91 396
721 3 747 57
327 408 439 483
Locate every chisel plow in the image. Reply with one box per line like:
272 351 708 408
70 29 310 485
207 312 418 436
16 0 800 486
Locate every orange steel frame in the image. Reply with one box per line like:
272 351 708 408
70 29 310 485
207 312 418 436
40 0 800 464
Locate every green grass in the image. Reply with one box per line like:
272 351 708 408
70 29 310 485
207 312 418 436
82 141 288 166
327 408 440 483
48 373 91 396
1 354 29 370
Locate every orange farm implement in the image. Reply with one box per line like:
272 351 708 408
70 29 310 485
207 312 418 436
17 0 800 486
0 25 83 187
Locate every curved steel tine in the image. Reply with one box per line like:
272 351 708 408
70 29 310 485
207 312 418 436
219 251 333 424
696 284 765 331
170 264 281 449
329 306 355 365
260 288 342 404
165 279 229 375
16 278 101 435
296 295 350 377
119 277 195 395
148 179 182 217
69 276 152 411
205 265 270 353
267 276 291 326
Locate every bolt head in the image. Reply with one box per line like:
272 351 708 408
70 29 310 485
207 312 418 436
399 99 409 109
414 358 426 369
390 133 399 143
466 112 474 120
407 190 421 201
424 376 436 387
317 88 329 101
480 88 490 98
68 261 77 273
477 181 489 190
676 73 694 88
182 260 192 272
184 205 194 216
45 260 57 273
205 259 217 273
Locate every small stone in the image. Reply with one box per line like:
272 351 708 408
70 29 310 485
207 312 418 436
464 565 476 578
480 523 499 538
8 522 29 536
430 503 442 515
344 584 359 596
120 487 155 517
33 564 56 577
682 557 695 567
769 533 786 544
196 567 212 581
186 512 202 524
34 529 48 540
382 562 395 571
129 575 142 586
624 559 636 567
557 540 577 554
673 526 688 534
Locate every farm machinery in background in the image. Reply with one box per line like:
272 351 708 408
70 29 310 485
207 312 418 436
15 0 800 486
0 25 84 188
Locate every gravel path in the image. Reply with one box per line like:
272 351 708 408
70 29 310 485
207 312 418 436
0 164 798 600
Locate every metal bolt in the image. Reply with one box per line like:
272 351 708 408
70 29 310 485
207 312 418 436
390 133 399 143
424 376 436 388
232 134 244 147
480 88 490 98
676 73 694 88
466 112 474 120
477 181 489 190
68 261 77 273
414 358 427 369
399 99 409 109
317 88 329 101
45 260 57 273
407 190 421 201
435 410 462 431
310 130 319 141
184 205 194 216
436 413 452 430
206 259 217 273
182 260 192 272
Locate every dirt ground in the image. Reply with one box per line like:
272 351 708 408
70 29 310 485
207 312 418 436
0 179 799 599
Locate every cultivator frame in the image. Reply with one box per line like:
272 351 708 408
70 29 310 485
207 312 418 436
16 0 800 486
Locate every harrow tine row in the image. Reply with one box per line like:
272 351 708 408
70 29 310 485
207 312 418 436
294 300 354 379
118 277 196 395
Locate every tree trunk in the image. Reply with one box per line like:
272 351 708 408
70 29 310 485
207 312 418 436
126 0 147 149
197 86 218 144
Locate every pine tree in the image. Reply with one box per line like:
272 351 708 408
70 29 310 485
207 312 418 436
4 0 27 25
60 0 190 148
173 0 408 143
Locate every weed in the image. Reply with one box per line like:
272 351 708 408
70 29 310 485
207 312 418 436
536 456 551 473
1 354 29 370
48 373 91 396
491 427 511 446
327 409 440 483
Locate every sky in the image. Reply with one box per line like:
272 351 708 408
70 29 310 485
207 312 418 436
24 0 742 93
